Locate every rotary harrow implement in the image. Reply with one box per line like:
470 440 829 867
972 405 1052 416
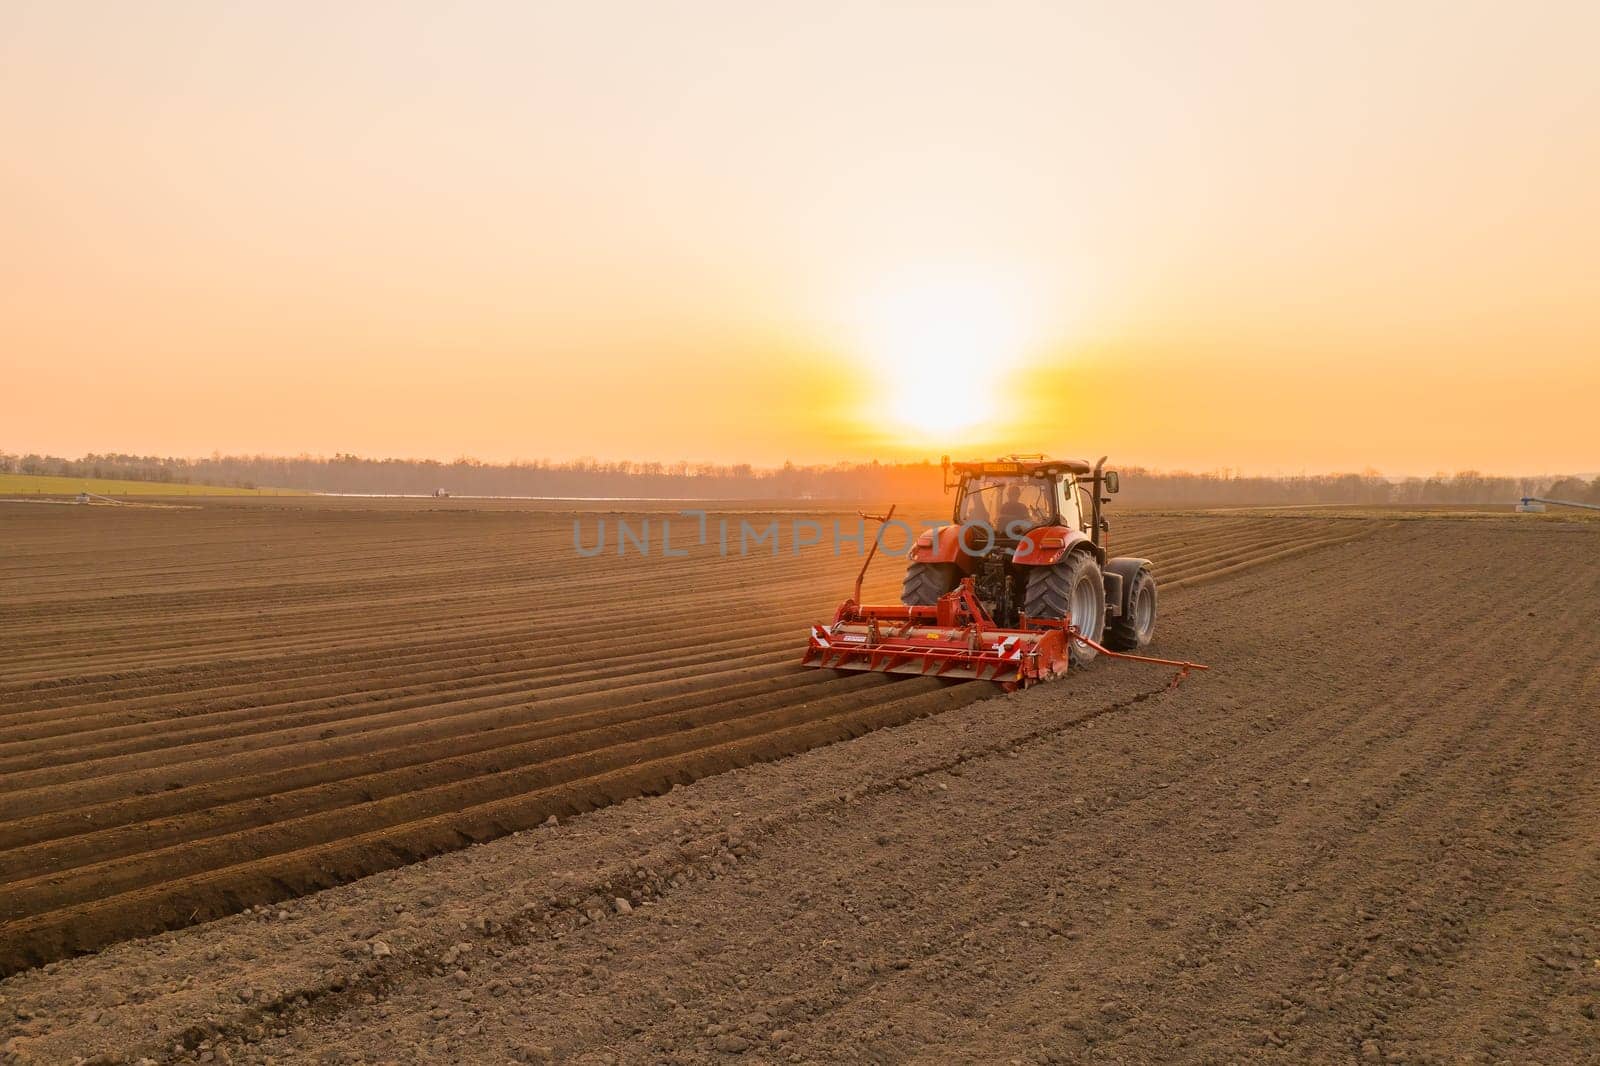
802 578 1073 690
800 456 1208 690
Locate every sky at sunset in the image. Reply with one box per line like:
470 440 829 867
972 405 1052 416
3 1 1597 475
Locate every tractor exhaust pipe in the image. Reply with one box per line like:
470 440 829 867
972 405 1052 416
1091 455 1107 552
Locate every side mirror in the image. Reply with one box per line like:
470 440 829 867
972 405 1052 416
1103 470 1120 494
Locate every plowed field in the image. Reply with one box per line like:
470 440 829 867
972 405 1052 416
2 505 1597 1064
0 501 1368 975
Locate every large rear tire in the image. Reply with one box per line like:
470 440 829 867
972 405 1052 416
1103 567 1157 651
900 562 959 606
1024 551 1106 667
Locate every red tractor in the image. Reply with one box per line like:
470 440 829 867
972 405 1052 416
802 455 1167 689
906 455 1156 663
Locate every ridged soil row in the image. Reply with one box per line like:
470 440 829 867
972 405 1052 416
0 648 807 808
0 540 876 676
0 677 993 976
0 560 871 713
0 670 908 909
0 516 1311 694
0 612 818 758
0 671 889 875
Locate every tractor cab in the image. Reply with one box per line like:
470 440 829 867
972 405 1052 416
945 456 1096 543
953 469 1082 541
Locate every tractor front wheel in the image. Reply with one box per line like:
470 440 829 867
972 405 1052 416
900 562 959 606
1024 551 1106 667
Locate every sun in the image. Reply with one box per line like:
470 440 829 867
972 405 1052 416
851 267 1036 439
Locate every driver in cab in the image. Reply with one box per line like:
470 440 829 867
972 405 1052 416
996 483 1039 534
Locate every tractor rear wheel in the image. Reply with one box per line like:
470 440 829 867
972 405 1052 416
900 562 959 606
1024 551 1106 667
1104 567 1157 651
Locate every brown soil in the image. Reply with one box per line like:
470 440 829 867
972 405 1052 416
0 503 1358 977
1 504 1596 1063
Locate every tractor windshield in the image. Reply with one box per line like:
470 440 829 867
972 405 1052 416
958 476 1056 533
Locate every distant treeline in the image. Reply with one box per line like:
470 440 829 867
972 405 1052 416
2 451 1597 507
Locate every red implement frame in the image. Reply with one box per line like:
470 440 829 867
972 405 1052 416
802 578 1072 689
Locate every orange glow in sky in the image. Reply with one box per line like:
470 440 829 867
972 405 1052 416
847 265 1042 440
2 1 1598 474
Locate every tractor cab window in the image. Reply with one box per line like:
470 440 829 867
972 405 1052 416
1058 478 1083 530
958 476 1055 534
